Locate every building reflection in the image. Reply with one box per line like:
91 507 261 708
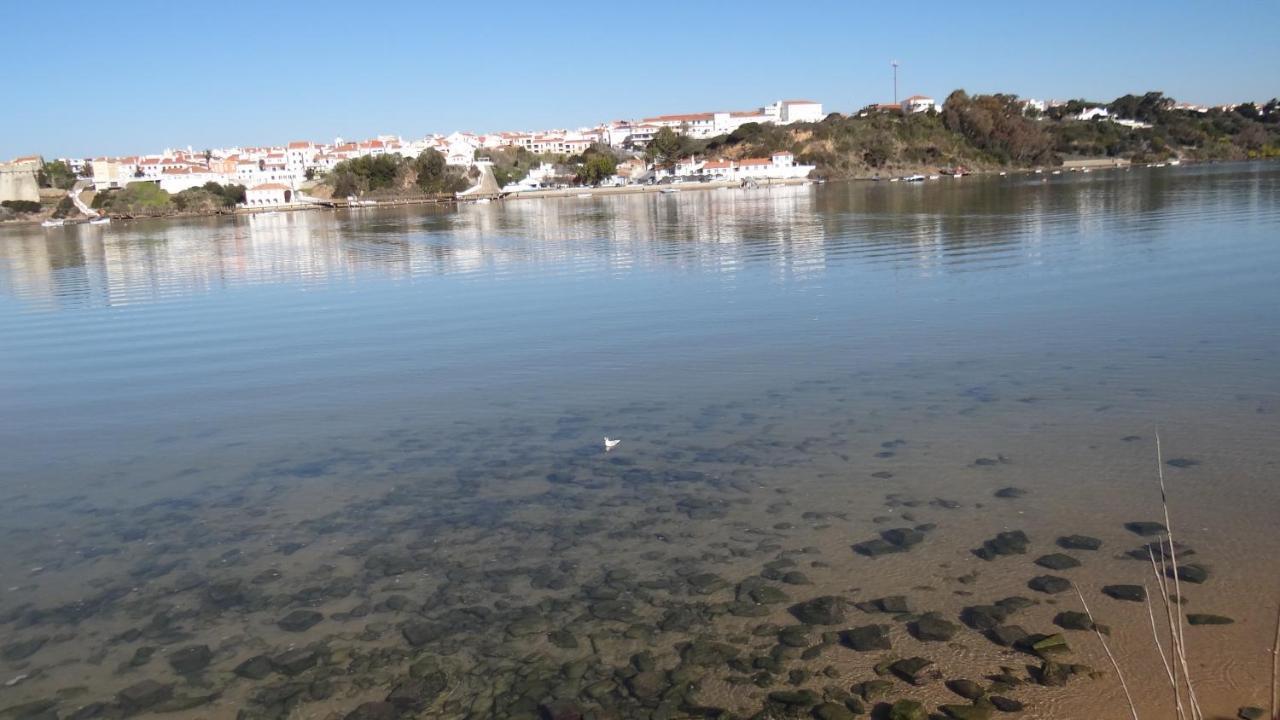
0 168 1222 313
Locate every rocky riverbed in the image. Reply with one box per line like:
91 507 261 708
0 374 1272 720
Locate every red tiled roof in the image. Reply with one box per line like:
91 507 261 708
738 158 771 166
644 113 714 123
250 183 290 191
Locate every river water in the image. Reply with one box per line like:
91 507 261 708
0 163 1278 719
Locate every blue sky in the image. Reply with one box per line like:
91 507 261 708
2 0 1276 159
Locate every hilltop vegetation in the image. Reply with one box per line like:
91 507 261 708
91 181 246 217
683 91 1280 178
323 150 472 198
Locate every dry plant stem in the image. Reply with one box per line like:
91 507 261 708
1152 539 1185 717
1271 603 1279 720
1076 584 1141 720
1155 432 1204 720
1143 572 1184 720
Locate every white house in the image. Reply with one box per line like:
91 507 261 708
698 152 814 182
774 99 825 124
901 95 939 114
1019 98 1047 114
500 163 560 193
1076 107 1110 121
91 159 138 190
244 183 293 206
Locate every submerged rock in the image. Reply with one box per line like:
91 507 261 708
975 531 1029 560
1169 564 1210 584
277 609 323 632
767 689 820 707
1102 584 1146 602
234 655 275 680
167 644 213 674
854 539 905 557
941 703 994 720
1 637 47 662
1187 613 1234 625
881 528 925 549
990 696 1024 712
962 605 1010 630
1034 554 1081 571
1027 575 1072 594
946 679 986 700
890 657 936 685
1124 521 1167 537
814 701 858 720
344 701 399 720
1033 660 1072 687
986 625 1029 647
117 680 173 711
1058 535 1102 551
272 648 318 676
1053 611 1094 631
910 613 959 642
842 624 891 651
790 596 847 625
889 699 927 720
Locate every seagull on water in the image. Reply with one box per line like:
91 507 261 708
603 437 621 452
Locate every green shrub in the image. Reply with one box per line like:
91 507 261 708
1 200 42 214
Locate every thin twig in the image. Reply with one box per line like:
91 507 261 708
1143 571 1184 720
1152 536 1185 717
1075 584 1140 720
1156 431 1204 720
1270 602 1279 720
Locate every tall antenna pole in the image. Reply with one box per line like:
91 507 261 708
892 60 899 105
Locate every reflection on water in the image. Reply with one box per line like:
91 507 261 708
0 163 1278 720
5 164 1274 311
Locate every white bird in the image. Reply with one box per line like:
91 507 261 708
603 437 621 452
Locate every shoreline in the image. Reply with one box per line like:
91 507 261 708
0 157 1243 229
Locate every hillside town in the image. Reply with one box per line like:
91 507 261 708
0 99 825 210
2 90 1275 222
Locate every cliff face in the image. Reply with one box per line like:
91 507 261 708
0 159 41 203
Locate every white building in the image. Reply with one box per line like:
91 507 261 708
500 163 560 193
244 183 293 206
636 99 825 142
901 95 939 114
773 99 824 123
700 151 814 182
1019 98 1047 114
156 167 227 194
91 159 138 190
1076 107 1110 121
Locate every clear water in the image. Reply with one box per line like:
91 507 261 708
0 164 1278 719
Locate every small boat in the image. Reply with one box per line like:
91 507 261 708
660 188 681 194
576 193 593 198
1168 159 1181 166
903 174 925 183
40 219 64 228
888 178 900 183
89 217 111 225
998 172 1008 176
927 175 940 180
1051 170 1062 175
